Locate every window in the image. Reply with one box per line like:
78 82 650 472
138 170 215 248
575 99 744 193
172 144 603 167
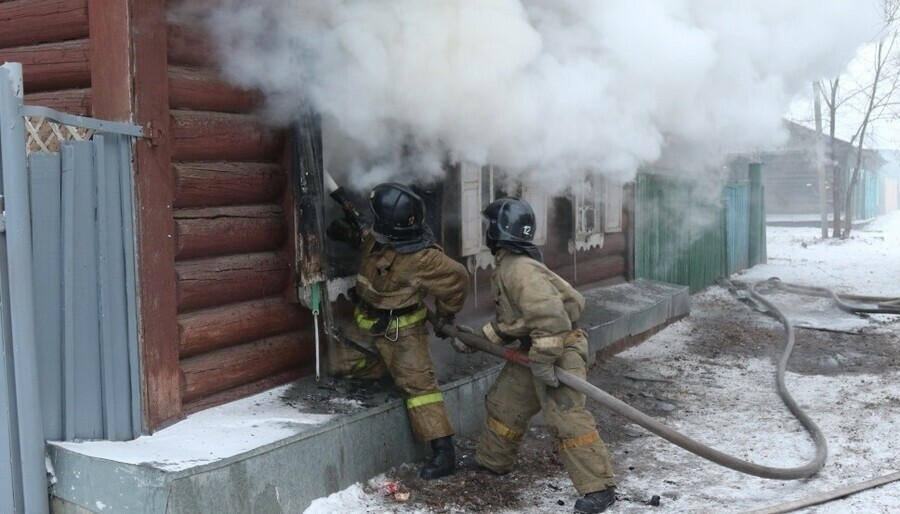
570 175 622 252
459 162 547 267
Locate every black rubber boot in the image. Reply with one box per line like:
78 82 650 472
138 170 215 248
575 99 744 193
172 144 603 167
419 436 455 480
457 453 506 474
574 487 616 513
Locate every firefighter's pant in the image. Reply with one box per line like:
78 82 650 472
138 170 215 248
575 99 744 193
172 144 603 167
334 323 454 442
475 332 616 495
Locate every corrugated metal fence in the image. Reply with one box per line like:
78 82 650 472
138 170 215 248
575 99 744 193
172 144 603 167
1 63 143 514
635 169 765 293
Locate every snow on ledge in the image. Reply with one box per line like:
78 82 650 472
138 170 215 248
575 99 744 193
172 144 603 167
51 384 336 473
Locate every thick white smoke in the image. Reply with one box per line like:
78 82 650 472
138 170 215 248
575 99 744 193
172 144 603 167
200 0 879 192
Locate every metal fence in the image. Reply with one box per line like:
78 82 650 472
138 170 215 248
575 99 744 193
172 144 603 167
1 63 143 513
635 168 765 293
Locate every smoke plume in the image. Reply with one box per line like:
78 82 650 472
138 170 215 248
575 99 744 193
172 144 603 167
198 0 879 191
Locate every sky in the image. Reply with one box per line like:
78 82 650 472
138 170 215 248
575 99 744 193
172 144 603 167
189 1 883 192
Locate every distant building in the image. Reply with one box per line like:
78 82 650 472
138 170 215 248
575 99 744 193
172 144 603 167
726 120 887 222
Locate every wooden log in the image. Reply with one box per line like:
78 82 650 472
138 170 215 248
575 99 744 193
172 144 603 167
174 204 287 260
178 297 308 358
180 331 313 403
168 20 216 68
175 251 290 313
169 65 258 113
0 39 90 92
0 0 88 49
24 88 91 115
173 161 286 208
182 367 307 415
170 110 284 162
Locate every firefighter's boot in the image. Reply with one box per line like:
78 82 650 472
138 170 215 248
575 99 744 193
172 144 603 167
574 487 616 513
420 436 455 480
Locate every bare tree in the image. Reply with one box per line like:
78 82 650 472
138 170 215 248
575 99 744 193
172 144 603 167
817 77 845 237
816 0 900 238
844 32 899 238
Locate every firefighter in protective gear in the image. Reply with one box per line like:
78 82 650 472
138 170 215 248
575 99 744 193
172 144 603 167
468 197 617 513
326 183 469 480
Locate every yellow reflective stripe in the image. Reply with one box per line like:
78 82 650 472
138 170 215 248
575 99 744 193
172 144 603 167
351 359 368 371
486 416 524 442
532 334 565 350
405 392 444 410
354 307 427 330
481 322 506 345
559 430 600 451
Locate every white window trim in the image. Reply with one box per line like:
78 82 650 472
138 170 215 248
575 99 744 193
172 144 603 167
604 178 624 233
459 163 548 270
569 175 623 252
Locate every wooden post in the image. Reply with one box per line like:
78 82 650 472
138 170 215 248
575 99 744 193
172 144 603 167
748 162 766 266
89 0 182 431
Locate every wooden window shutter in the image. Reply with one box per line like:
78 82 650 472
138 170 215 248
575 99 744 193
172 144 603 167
521 183 547 246
460 162 483 256
604 178 623 232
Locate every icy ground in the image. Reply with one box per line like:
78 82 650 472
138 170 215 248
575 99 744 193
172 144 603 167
305 210 900 514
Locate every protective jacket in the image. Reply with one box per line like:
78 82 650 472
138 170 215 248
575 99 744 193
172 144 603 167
475 250 616 495
480 250 584 364
340 230 469 442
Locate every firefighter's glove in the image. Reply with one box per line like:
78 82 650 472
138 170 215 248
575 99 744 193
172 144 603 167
326 218 360 245
434 313 456 340
450 325 477 354
531 362 560 388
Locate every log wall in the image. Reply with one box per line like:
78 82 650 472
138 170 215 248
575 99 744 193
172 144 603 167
167 16 308 415
2 0 310 425
0 0 92 114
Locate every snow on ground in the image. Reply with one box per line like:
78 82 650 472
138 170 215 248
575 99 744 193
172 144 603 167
304 210 900 514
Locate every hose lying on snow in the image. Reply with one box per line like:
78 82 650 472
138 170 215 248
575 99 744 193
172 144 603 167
755 277 900 315
428 294 829 480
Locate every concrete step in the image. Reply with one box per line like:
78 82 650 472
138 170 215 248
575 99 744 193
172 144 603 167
49 279 688 514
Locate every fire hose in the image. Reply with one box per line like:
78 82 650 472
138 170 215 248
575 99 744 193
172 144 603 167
427 304 827 481
429 276 900 506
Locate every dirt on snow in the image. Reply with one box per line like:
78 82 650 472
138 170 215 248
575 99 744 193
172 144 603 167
379 288 900 513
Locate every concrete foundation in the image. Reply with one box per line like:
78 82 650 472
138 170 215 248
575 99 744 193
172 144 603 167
48 280 688 514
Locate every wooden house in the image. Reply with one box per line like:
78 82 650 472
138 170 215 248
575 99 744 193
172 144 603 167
0 0 633 436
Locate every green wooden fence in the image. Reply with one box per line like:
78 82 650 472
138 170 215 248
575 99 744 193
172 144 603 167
635 168 765 293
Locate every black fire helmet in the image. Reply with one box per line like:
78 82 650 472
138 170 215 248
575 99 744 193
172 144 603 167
481 197 543 261
369 182 435 253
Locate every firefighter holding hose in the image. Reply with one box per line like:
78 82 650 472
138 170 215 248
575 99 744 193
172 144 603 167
456 197 617 513
326 182 469 480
